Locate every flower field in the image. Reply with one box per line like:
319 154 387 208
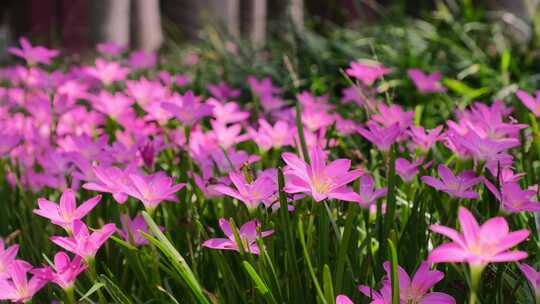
1 4 540 303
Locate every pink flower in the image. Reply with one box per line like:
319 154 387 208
421 165 481 199
336 295 354 304
214 171 276 210
429 207 529 266
85 59 130 85
34 189 101 232
128 50 157 70
282 147 363 202
516 89 540 116
123 171 185 211
0 133 21 156
247 76 282 97
161 91 213 126
407 69 446 93
202 219 273 255
484 181 540 213
8 37 59 66
372 104 414 130
90 91 134 119
357 122 401 152
0 260 48 303
96 42 126 56
0 241 19 279
346 61 392 86
248 119 292 151
117 213 161 246
356 175 387 207
83 165 137 204
209 99 250 124
50 220 116 261
359 261 455 304
210 120 250 149
408 126 443 152
395 157 423 182
208 81 241 101
32 252 86 290
519 263 540 299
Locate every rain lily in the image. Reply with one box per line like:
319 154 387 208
248 119 292 151
123 171 185 212
395 157 424 182
0 241 19 279
32 252 86 290
408 126 443 152
128 50 157 70
519 263 540 301
117 214 160 246
214 171 276 210
50 220 116 261
421 165 482 199
34 189 101 232
208 81 241 101
8 37 59 65
429 206 529 266
83 165 137 204
0 133 20 156
346 61 392 86
161 91 213 126
0 260 48 303
336 295 353 304
359 261 455 304
209 99 250 124
85 59 130 85
210 120 250 149
96 42 126 56
516 89 540 116
282 147 363 202
484 181 540 213
407 69 446 93
372 104 414 130
356 175 387 207
202 219 273 255
357 122 401 152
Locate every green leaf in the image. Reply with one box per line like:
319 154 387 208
142 212 211 304
388 239 400 304
323 265 335 304
99 275 134 304
79 282 105 302
242 261 278 304
295 102 311 164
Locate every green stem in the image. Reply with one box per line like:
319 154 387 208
64 287 75 304
86 259 106 304
298 218 327 304
469 266 483 304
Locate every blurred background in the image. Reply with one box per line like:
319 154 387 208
0 0 538 60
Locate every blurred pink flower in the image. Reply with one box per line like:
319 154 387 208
85 59 130 85
429 207 529 266
336 295 353 304
519 263 540 299
356 174 387 207
202 219 273 255
123 171 185 211
0 260 47 303
516 89 540 116
96 42 126 57
408 126 443 152
32 252 86 290
8 37 59 66
0 240 20 279
209 99 250 124
346 61 392 86
50 220 116 261
208 81 240 101
161 91 213 126
117 213 162 246
395 157 423 182
34 189 101 232
407 69 446 93
484 181 540 213
421 165 481 199
282 147 363 202
128 50 157 70
357 122 401 152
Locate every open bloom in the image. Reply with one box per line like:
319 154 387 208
8 37 59 65
83 165 136 204
0 261 47 303
34 189 101 232
282 147 363 202
356 175 387 207
407 69 446 93
123 171 185 211
202 219 273 255
519 263 540 299
429 207 529 266
0 241 19 279
50 220 116 261
395 157 424 182
408 126 443 152
359 261 455 304
346 61 392 86
484 181 540 213
32 252 86 290
516 90 540 116
357 122 401 152
214 172 276 210
421 165 481 199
